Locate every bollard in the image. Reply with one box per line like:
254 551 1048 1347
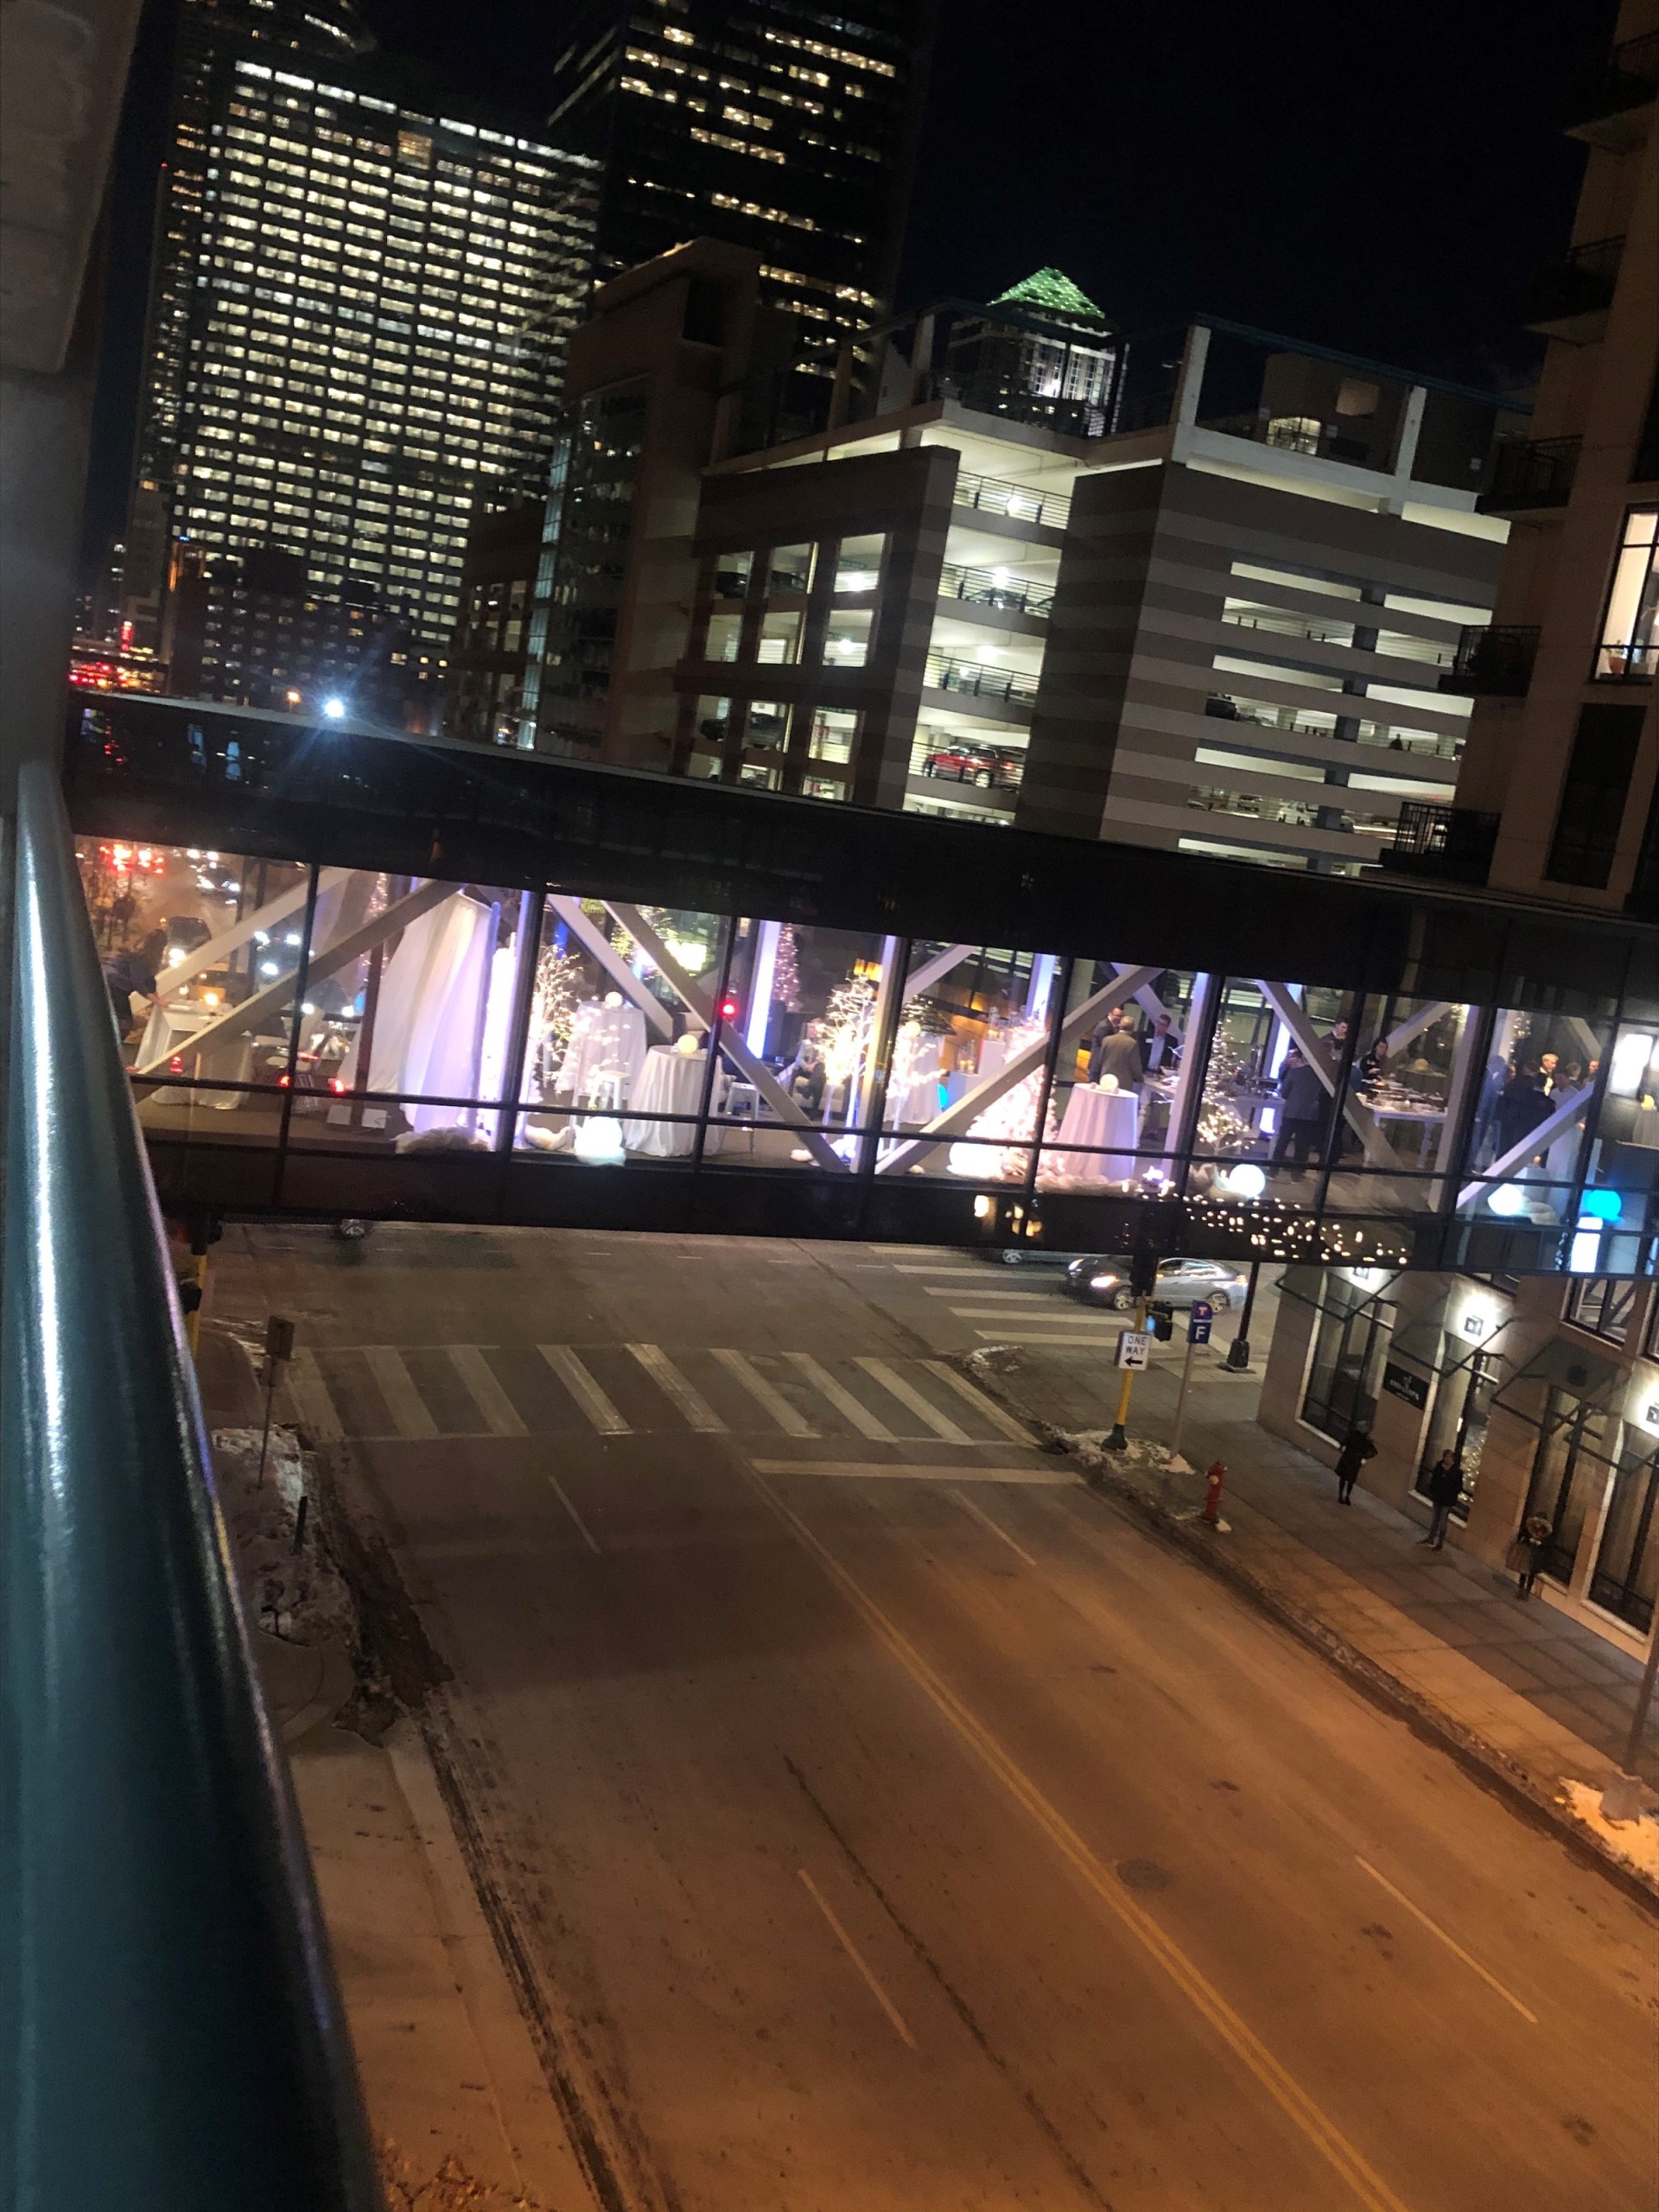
1202 1459 1225 1524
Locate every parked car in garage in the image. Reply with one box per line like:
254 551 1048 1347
1063 1255 1252 1311
920 741 1023 789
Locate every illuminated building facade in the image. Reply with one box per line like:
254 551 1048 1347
124 0 598 668
547 0 936 398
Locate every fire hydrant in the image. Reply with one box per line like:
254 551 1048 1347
1202 1459 1226 1525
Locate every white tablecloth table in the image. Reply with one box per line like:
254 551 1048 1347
554 1001 648 1103
622 1046 708 1157
1047 1084 1141 1181
1370 1103 1446 1169
137 1002 255 1107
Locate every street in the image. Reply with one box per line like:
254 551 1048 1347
216 1224 1656 2212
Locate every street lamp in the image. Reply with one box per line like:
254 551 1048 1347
1224 1259 1263 1371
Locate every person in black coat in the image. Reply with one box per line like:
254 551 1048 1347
1332 1425 1376 1504
1420 1450 1461 1548
1271 1050 1329 1177
1492 1063 1550 1161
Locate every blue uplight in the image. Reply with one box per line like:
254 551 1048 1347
1581 1189 1623 1222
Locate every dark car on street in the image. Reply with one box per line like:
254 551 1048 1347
1063 1255 1252 1311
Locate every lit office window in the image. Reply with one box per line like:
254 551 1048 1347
1598 507 1658 680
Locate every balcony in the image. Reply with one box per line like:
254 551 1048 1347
1440 625 1541 697
1478 435 1580 515
1523 236 1624 343
952 467 1071 533
1388 802 1501 886
924 652 1040 708
938 562 1054 619
1561 29 1659 149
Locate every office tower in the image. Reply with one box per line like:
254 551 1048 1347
1419 1 1657 911
942 270 1119 438
124 0 598 681
547 0 937 394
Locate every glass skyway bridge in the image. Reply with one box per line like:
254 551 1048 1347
67 695 1659 1277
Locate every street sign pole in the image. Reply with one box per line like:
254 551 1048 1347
1105 1300 1148 1449
1169 1302 1212 1466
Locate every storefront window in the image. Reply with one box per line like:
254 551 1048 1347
1301 1273 1397 1441
1566 1276 1637 1346
1590 1439 1659 1633
1524 1392 1618 1589
1415 1344 1496 1520
1595 505 1658 680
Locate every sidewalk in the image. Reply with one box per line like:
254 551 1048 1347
963 1332 1659 1894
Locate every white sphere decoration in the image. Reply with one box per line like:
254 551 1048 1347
573 1115 626 1165
948 1141 988 1177
1487 1181 1528 1217
1224 1162 1267 1198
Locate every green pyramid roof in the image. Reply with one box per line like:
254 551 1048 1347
988 267 1106 324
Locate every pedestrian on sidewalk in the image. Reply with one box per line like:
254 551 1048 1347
1420 1450 1460 1548
1333 1424 1376 1504
1507 1511 1554 1598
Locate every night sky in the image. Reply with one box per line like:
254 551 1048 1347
83 0 1617 571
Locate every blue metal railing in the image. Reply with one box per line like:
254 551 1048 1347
1 761 378 2209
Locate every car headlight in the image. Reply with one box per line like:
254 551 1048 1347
1090 1275 1118 1291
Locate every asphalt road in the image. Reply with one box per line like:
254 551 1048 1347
219 1224 1656 2212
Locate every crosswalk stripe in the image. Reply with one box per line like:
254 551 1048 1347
449 1345 528 1437
920 1360 1034 1446
854 1357 970 1444
949 1307 1116 1324
711 1349 817 1437
750 1459 1073 1486
286 1348 342 1441
363 1346 438 1439
974 1329 1119 1346
628 1343 728 1433
539 1345 630 1435
785 1352 896 1441
924 1287 1050 1300
889 1262 981 1274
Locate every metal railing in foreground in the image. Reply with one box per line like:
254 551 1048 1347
1 762 378 2209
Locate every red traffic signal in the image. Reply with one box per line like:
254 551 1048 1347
718 994 741 1021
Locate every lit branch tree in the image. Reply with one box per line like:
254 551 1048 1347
774 925 802 1015
968 1019 1056 1179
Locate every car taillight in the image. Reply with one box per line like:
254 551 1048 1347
277 1072 290 1088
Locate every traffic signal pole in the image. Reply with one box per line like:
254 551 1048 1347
1104 1295 1147 1450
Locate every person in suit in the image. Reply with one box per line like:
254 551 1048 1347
1141 1014 1180 1074
1271 1049 1328 1177
1089 1010 1144 1092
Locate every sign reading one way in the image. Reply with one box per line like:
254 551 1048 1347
1116 1329 1151 1370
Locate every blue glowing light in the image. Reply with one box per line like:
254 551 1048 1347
1580 1189 1623 1222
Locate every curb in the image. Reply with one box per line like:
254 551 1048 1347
954 1355 1659 1917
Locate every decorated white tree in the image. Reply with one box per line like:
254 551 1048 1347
964 1019 1056 1179
773 925 802 1015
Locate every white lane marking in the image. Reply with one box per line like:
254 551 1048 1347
797 1869 916 2049
975 1329 1120 1346
784 1353 896 1440
925 1286 1052 1300
855 1357 970 1443
750 1460 1072 1487
285 1349 343 1440
628 1343 728 1433
711 1348 817 1437
922 1361 1037 1446
948 1485 1039 1565
950 1308 1117 1325
745 1471 1412 2212
547 1475 601 1555
886 1262 981 1274
539 1345 630 1435
449 1344 528 1437
1354 1859 1538 2025
363 1347 439 1440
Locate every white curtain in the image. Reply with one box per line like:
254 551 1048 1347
358 894 493 1131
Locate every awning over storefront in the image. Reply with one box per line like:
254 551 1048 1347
1490 1336 1625 1427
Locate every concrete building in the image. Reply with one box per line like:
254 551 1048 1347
1259 10 1659 1664
124 0 597 667
522 246 1515 861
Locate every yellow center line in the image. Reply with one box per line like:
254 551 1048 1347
741 1465 1413 2212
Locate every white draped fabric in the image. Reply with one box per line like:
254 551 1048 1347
347 893 494 1132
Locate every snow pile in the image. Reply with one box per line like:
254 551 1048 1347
213 1425 355 1648
1558 1780 1659 1879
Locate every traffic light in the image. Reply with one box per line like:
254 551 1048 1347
1147 1301 1175 1341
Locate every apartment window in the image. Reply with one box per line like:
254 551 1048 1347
1597 507 1657 679
1566 1275 1636 1345
1545 702 1645 887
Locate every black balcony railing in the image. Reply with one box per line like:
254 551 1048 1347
2 763 378 2207
1561 29 1659 134
938 562 1055 618
925 652 1040 706
1389 802 1502 885
1440 624 1541 697
1479 435 1581 513
1524 235 1625 334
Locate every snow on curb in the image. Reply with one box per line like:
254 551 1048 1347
1558 1783 1659 1880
